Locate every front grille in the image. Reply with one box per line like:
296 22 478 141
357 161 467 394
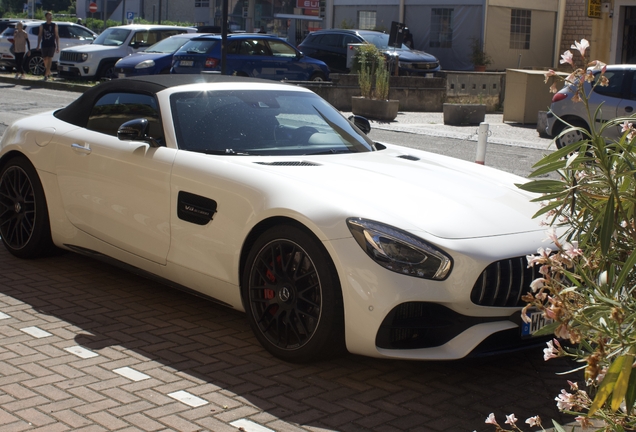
407 62 439 70
470 256 540 307
60 51 84 63
375 302 507 349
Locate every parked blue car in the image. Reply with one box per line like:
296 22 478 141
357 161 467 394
115 33 204 77
171 34 330 81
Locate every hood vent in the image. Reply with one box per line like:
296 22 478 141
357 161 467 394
398 154 420 161
255 161 321 166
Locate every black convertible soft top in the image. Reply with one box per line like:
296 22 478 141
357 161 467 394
54 74 275 128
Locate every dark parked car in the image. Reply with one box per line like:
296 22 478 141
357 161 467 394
171 33 329 81
115 33 205 77
298 28 440 75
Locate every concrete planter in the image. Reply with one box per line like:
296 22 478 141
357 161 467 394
351 96 399 122
443 103 486 125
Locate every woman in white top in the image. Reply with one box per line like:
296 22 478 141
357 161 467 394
12 22 31 79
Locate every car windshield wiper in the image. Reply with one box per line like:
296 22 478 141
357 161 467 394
190 149 251 155
304 148 350 155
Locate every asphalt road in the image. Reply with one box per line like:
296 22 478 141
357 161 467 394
0 80 578 432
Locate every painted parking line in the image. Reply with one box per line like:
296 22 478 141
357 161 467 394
230 419 275 432
64 345 99 359
167 390 208 408
113 367 150 382
20 326 52 338
0 312 10 320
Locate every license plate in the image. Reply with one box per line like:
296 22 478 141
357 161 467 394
425 73 433 78
60 65 68 71
118 73 126 78
180 60 193 67
521 310 554 337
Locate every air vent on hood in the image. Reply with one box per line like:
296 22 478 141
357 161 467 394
254 161 321 166
397 154 420 161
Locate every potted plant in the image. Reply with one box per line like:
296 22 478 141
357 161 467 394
471 38 492 72
350 43 399 122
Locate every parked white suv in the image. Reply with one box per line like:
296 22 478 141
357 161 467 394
0 21 96 75
58 24 196 80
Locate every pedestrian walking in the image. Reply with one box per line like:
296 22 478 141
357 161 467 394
11 22 31 79
37 11 59 81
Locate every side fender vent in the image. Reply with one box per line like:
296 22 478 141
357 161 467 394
254 161 321 166
397 154 420 161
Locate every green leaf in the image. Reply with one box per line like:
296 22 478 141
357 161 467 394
611 355 634 411
532 321 560 337
550 419 567 432
600 194 615 256
589 355 627 416
517 179 567 193
615 249 636 293
624 362 636 415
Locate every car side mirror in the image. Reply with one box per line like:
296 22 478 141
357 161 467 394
348 115 371 134
118 118 161 147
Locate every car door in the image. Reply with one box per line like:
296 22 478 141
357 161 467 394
232 38 281 79
588 68 630 138
54 91 175 264
265 39 306 80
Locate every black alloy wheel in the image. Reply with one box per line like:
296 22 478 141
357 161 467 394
27 54 45 75
242 225 345 362
0 157 55 258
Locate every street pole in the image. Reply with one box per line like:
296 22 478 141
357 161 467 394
221 0 228 75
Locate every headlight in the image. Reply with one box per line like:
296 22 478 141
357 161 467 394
347 218 452 280
135 59 155 69
81 53 88 61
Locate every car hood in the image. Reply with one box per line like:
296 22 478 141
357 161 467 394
117 52 170 66
240 144 543 240
392 49 438 63
63 44 123 53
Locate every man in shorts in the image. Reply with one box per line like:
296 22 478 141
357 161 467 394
37 12 60 81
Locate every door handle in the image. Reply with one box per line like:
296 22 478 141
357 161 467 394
625 106 634 113
71 143 91 154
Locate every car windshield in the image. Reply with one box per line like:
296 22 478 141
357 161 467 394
177 39 218 54
361 32 409 50
171 89 375 155
143 36 191 53
93 28 131 46
1 26 15 36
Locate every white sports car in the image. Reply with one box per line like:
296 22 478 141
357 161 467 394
0 75 549 362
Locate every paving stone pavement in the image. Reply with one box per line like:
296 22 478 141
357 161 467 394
0 244 583 432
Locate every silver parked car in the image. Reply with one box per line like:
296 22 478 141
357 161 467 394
546 64 636 148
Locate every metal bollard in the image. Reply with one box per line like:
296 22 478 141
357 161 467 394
476 122 489 165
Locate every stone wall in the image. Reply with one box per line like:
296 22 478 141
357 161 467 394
559 0 593 70
298 72 506 113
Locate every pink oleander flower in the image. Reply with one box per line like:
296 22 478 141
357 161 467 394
563 241 582 258
485 413 498 425
544 69 556 83
584 70 594 83
530 278 546 292
549 82 559 93
571 39 589 57
556 389 575 410
554 323 571 340
571 92 581 103
575 416 593 429
521 304 532 324
598 75 609 86
505 414 518 426
589 60 607 71
621 121 633 133
546 227 559 244
567 380 578 391
525 416 541 427
544 339 560 361
560 50 574 66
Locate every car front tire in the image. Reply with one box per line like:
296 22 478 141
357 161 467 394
242 225 346 363
0 157 56 258
98 62 116 80
309 72 326 81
